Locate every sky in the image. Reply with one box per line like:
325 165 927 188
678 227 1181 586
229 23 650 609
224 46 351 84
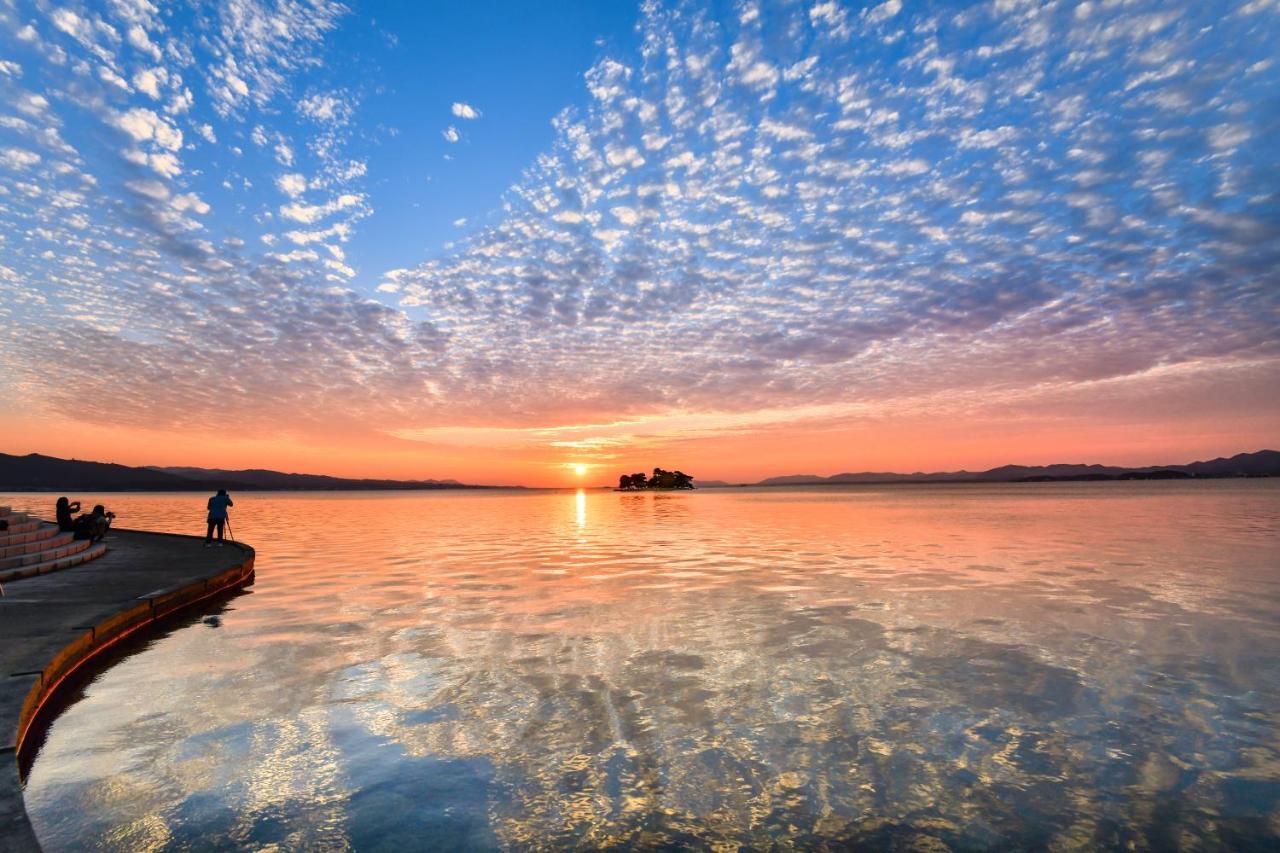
0 0 1277 487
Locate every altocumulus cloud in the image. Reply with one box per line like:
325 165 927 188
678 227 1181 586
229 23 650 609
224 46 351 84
0 0 1278 442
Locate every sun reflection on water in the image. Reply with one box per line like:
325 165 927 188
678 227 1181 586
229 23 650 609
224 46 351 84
10 482 1280 850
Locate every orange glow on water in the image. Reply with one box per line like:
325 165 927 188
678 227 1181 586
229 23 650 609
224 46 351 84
11 483 1280 848
12 481 1280 845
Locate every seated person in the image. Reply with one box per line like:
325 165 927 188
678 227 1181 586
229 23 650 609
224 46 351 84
73 505 115 542
56 496 82 532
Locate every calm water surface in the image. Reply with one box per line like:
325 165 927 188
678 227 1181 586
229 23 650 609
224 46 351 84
7 483 1280 850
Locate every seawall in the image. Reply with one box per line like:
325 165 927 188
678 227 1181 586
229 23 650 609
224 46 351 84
0 528 255 851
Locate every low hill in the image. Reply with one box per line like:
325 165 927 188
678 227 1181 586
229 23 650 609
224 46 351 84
0 453 486 492
756 474 832 486
753 450 1279 486
152 467 464 490
0 453 213 491
1178 450 1280 477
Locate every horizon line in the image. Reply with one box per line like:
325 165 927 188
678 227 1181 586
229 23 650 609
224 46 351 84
2 448 1275 491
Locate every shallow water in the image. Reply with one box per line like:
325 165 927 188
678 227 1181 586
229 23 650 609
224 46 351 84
7 482 1280 850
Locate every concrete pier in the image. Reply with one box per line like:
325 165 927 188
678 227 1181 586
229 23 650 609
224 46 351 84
0 527 254 851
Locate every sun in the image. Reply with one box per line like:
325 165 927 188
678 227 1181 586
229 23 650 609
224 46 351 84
572 463 588 476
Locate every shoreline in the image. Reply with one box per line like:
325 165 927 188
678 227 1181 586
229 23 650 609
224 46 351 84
699 475 1278 487
0 485 513 493
1 527 254 852
2 478 1272 499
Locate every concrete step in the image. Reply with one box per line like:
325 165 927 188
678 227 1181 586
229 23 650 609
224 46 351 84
0 523 60 548
0 513 32 531
0 520 43 537
0 530 75 559
0 537 92 571
0 541 108 583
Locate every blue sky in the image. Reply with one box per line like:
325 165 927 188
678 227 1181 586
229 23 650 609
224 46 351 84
343 3 640 279
0 0 1277 481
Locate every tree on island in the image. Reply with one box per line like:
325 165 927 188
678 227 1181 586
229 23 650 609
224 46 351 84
618 472 646 489
618 468 694 490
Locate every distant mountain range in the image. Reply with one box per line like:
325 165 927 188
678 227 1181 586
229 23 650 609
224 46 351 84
1 450 1276 493
0 453 485 492
726 450 1280 486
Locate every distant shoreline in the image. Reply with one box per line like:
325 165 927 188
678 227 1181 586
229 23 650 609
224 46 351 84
2 479 1274 497
2 449 1275 493
0 452 519 492
0 485 509 493
700 473 1278 488
712 449 1279 487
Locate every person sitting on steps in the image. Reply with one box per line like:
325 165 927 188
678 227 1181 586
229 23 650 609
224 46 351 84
205 489 233 547
73 504 115 542
56 496 81 532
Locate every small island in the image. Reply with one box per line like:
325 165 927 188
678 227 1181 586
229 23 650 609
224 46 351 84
616 467 695 490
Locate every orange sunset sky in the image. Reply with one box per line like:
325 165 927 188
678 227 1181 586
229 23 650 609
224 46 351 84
4 354 1277 487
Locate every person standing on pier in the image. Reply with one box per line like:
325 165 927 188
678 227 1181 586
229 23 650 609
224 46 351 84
205 489 233 547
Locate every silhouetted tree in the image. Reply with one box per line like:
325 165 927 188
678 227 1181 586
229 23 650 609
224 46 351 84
648 468 676 488
616 468 695 490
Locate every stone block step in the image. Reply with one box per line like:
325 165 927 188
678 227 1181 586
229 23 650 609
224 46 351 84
0 537 92 571
0 530 75 559
0 524 60 548
0 541 108 583
0 520 43 537
0 514 32 531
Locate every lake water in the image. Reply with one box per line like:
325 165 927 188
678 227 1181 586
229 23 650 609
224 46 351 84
7 482 1280 850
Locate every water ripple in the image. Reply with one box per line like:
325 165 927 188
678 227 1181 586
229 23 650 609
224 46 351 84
7 482 1280 850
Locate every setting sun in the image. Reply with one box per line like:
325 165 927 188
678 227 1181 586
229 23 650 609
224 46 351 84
572 463 588 476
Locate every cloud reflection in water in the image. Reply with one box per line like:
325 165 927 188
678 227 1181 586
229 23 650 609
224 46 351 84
14 483 1280 850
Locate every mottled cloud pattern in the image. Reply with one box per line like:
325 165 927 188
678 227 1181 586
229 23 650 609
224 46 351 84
0 0 1277 450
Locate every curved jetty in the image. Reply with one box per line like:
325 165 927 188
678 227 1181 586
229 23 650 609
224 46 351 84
0 508 254 851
